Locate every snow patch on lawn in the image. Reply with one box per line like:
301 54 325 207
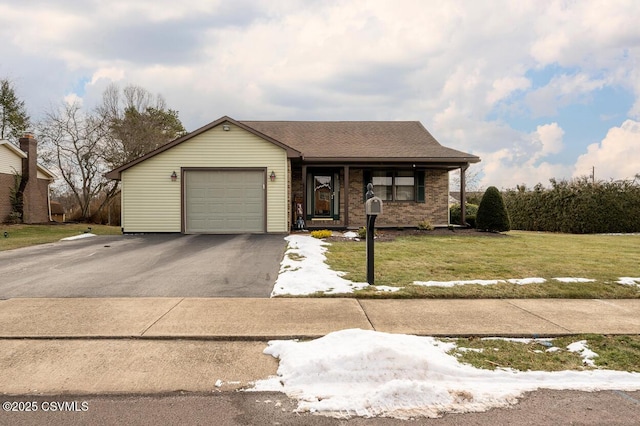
508 277 546 285
567 340 599 367
414 277 603 287
372 285 402 293
60 233 97 241
553 277 596 283
252 329 640 419
271 235 369 296
413 279 503 287
617 277 640 286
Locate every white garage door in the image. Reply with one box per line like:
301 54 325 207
184 170 265 233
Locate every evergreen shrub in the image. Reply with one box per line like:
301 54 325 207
450 203 478 227
476 186 511 232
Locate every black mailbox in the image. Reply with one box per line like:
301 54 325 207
365 197 383 215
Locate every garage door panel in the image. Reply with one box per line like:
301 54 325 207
185 170 265 233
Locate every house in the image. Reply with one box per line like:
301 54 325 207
50 201 66 222
0 135 55 223
105 116 480 234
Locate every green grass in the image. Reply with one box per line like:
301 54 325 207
326 231 640 298
0 224 122 251
447 335 640 372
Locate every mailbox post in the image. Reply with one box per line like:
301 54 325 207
364 183 383 285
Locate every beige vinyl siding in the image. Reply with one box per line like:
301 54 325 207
121 123 288 233
0 145 23 175
36 169 52 179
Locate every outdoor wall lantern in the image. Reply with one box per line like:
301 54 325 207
270 171 276 182
171 171 177 182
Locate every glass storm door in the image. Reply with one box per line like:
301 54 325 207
313 175 332 217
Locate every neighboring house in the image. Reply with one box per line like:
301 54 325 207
0 135 55 223
50 201 66 222
106 116 480 234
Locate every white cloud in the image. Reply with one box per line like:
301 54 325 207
2 0 640 188
526 73 608 117
573 120 640 181
89 68 126 85
478 123 570 188
486 76 531 106
534 122 564 158
63 93 83 106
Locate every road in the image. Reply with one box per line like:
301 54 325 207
1 390 639 425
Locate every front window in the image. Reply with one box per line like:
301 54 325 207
395 171 415 201
371 170 415 201
372 171 393 200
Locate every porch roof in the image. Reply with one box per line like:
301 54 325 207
241 120 480 164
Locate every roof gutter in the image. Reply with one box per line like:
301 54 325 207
298 156 481 164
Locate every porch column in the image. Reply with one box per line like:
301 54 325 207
344 165 350 227
301 164 307 224
460 165 468 226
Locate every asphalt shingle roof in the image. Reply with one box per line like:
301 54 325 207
106 116 480 180
241 120 479 162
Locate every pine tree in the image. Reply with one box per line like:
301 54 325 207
0 78 31 141
476 186 511 232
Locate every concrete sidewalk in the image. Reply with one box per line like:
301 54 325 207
1 298 639 395
1 297 639 338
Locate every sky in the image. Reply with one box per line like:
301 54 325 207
1 0 640 188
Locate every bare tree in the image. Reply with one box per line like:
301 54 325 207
450 163 484 204
38 84 185 222
39 101 118 221
98 83 186 167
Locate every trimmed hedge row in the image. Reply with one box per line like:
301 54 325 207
502 177 640 233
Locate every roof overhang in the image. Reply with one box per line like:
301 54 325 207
295 156 481 168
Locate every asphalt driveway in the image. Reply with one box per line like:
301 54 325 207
0 234 287 298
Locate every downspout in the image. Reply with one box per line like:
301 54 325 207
47 181 53 221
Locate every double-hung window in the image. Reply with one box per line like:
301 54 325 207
370 170 421 201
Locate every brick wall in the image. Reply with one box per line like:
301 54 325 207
292 166 451 230
0 174 49 223
1 136 52 224
20 136 51 223
348 168 450 228
0 173 13 222
27 178 50 223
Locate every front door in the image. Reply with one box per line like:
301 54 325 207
313 175 332 217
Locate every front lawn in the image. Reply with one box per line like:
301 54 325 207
325 230 640 298
449 334 640 372
0 224 122 251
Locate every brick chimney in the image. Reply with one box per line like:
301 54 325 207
19 133 39 223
